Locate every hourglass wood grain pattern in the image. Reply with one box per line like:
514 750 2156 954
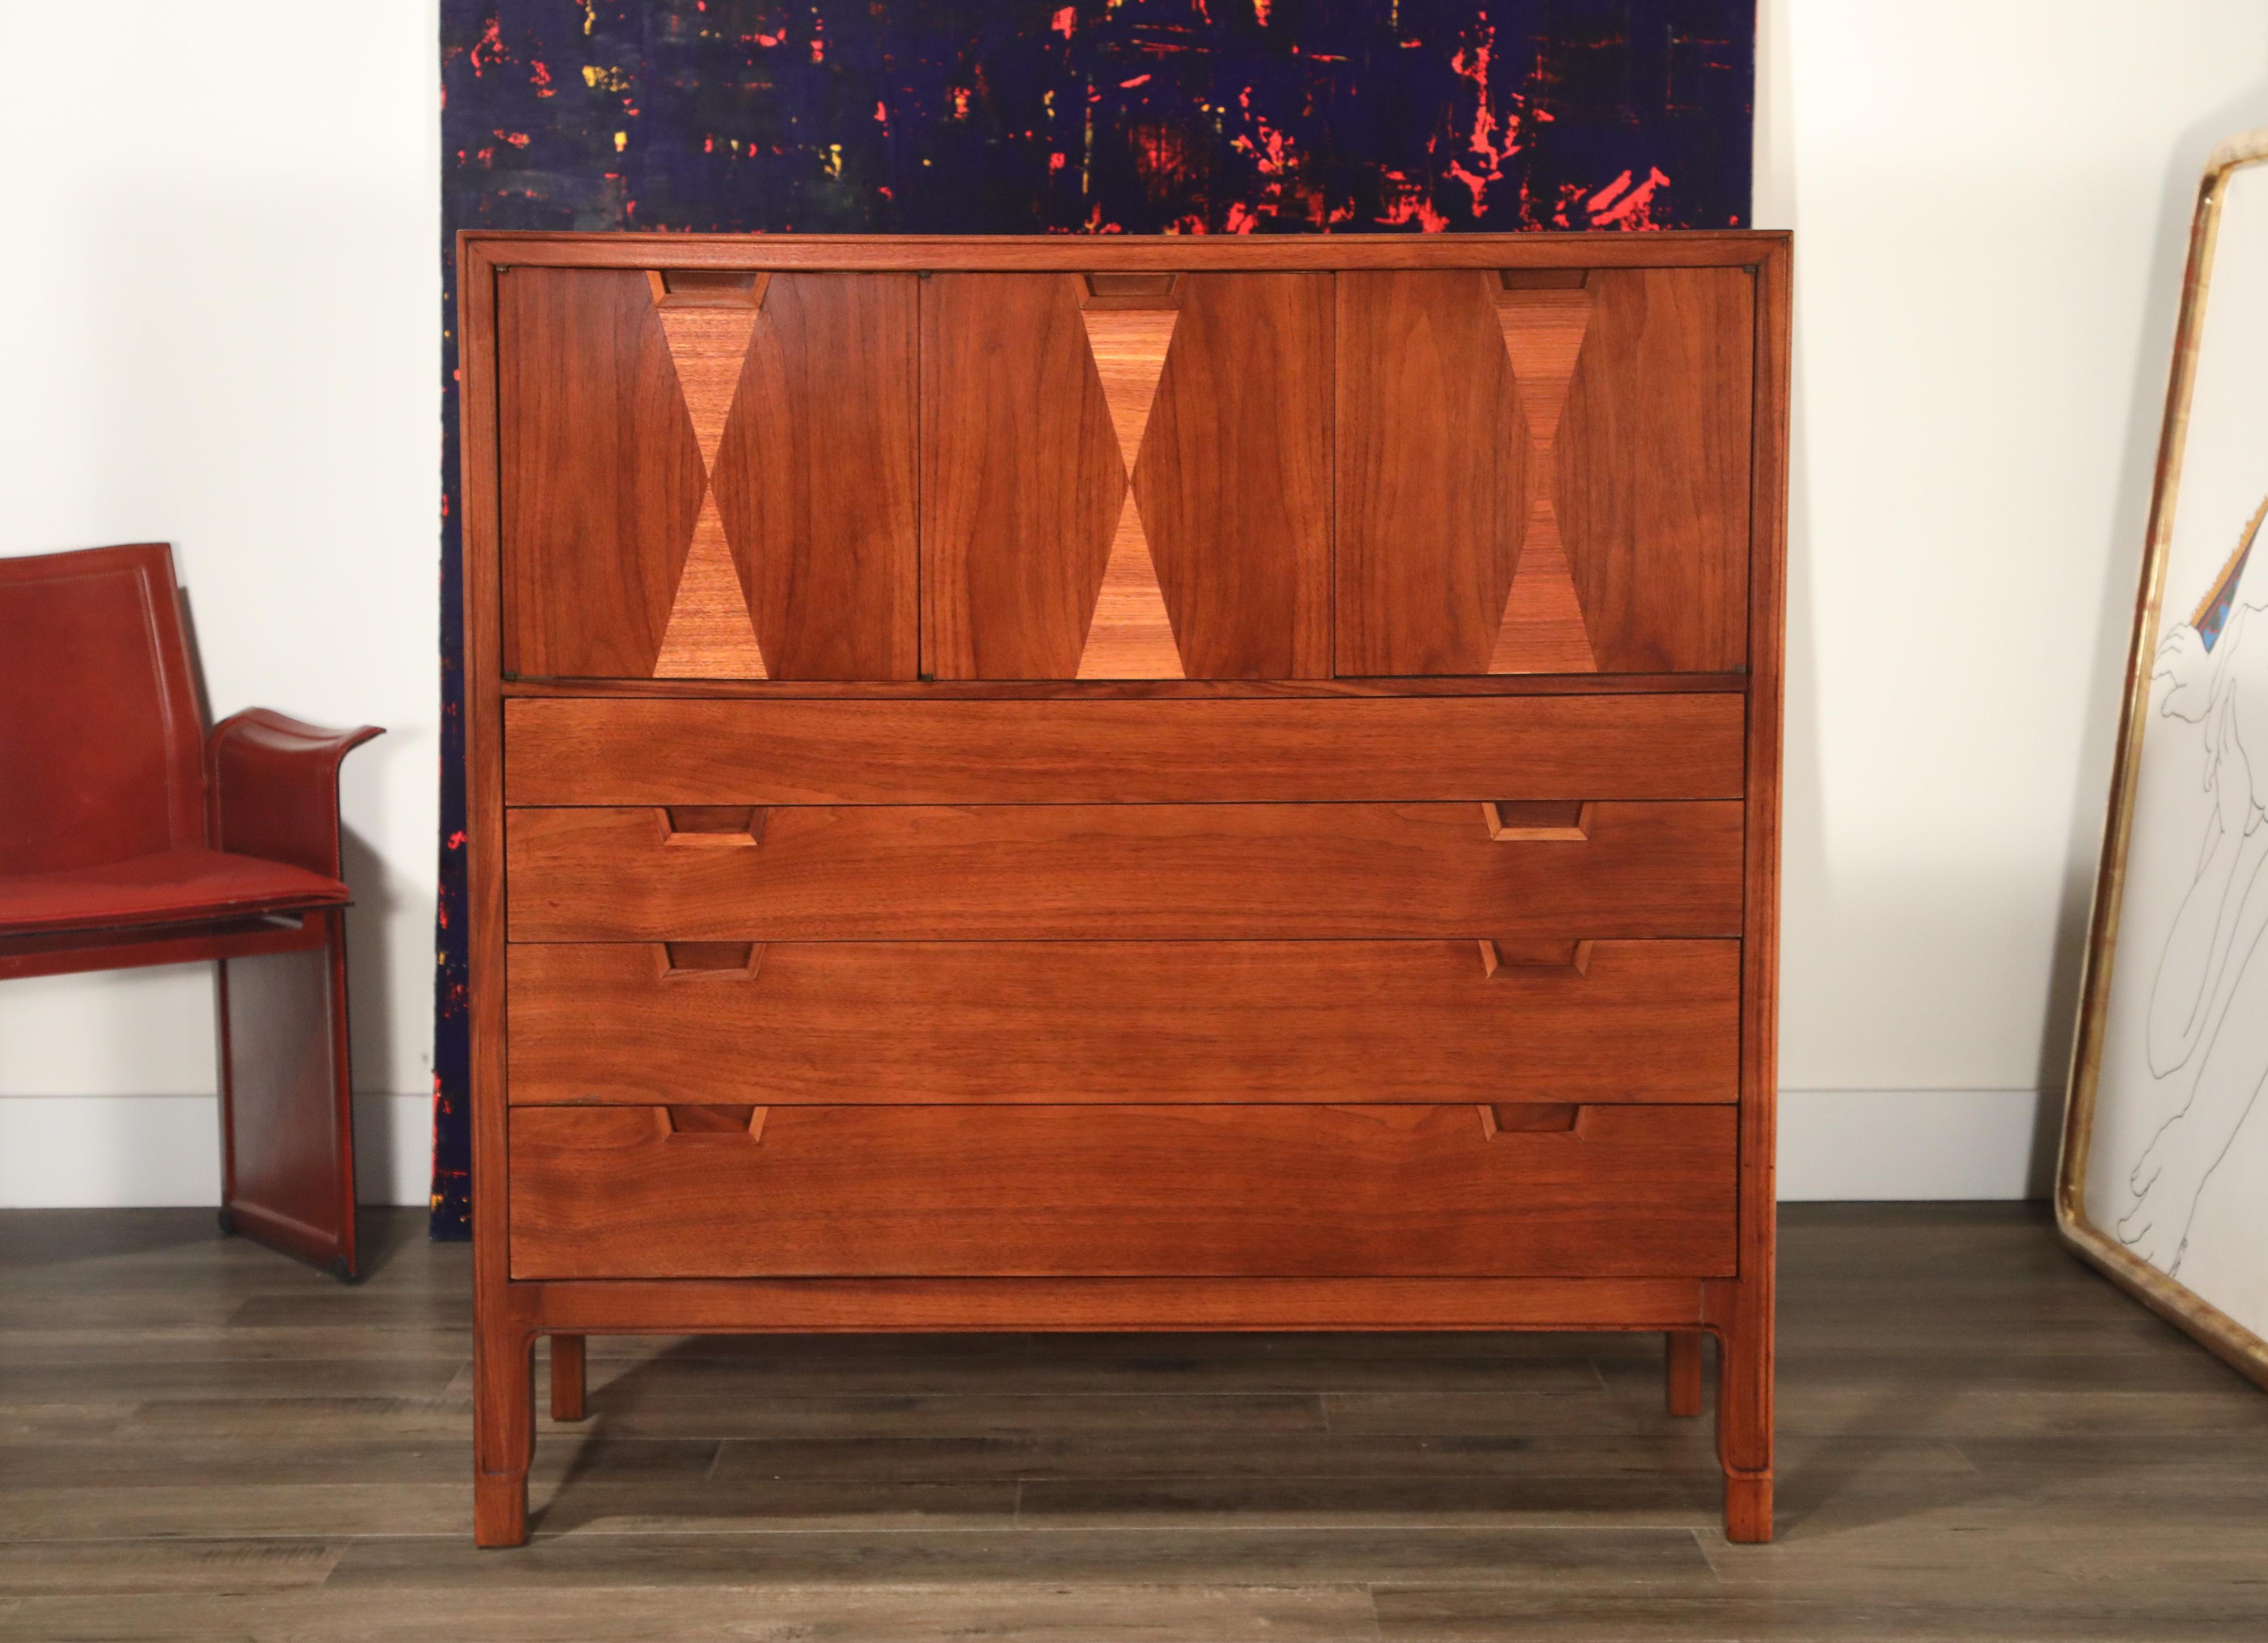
458 230 1791 1552
1335 266 1754 677
920 271 1332 680
499 267 916 681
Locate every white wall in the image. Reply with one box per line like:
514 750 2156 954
0 2 442 1206
4 1 2264 1204
1755 0 2268 1195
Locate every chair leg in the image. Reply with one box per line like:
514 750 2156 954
1665 1330 1704 1417
550 1335 588 1422
215 909 358 1280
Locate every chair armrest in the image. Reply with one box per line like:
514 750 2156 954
208 709 384 880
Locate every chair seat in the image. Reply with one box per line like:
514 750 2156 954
0 846 350 937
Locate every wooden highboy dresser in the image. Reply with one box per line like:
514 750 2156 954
457 230 1790 1546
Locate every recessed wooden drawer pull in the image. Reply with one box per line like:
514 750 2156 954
664 1104 766 1140
661 942 763 979
1477 1103 1584 1140
1082 271 1179 307
1482 801 1596 841
659 806 767 848
1478 939 1595 977
1498 268 1590 290
645 268 769 308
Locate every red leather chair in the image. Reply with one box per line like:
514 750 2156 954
0 543 382 1278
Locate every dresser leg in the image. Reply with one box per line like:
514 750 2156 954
474 1322 535 1548
1664 1330 1704 1417
1711 1284 1775 1544
549 1334 587 1422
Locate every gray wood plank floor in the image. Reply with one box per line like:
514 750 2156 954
1 1204 2263 1641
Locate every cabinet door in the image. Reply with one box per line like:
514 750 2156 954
921 272 1331 680
498 267 917 680
1335 268 1754 676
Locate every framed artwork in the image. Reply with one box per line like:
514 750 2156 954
2061 128 2268 1389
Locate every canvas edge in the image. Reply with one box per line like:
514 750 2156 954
2054 129 2268 1394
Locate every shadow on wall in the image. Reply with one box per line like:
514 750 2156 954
182 579 414 1117
342 810 417 1206
340 823 400 1095
349 1093 426 1209
2035 69 2268 1196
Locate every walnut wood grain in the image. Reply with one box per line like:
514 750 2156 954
470 229 1780 270
527 1273 1710 1333
1715 230 1793 1545
1335 266 1755 678
507 1104 1740 1281
925 272 1336 682
502 673 1746 700
1334 270 1525 677
547 1333 586 1422
456 228 1792 1550
712 273 919 680
1665 1329 1705 1418
457 239 528 1551
1556 268 1754 672
499 267 706 679
505 939 1741 1107
503 801 1745 943
1136 273 1334 680
921 273 1122 679
501 695 1747 805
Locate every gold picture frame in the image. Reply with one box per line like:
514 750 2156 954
2058 127 2268 1391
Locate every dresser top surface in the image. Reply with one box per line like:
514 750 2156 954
457 228 1789 273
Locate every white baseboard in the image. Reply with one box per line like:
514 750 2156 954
0 1087 2058 1209
1776 1087 2057 1200
0 1092 430 1208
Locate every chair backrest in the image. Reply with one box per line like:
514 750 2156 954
0 543 208 874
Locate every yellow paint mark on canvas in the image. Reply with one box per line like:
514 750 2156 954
824 143 843 178
615 130 628 153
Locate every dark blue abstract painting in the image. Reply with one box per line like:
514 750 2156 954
431 0 1755 1235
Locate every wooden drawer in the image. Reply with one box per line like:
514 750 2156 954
507 939 1739 1106
504 801 1744 942
502 695 1746 804
506 1103 1739 1279
1335 268 1753 677
499 269 919 681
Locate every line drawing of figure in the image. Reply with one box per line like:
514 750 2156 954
2119 499 2268 1273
